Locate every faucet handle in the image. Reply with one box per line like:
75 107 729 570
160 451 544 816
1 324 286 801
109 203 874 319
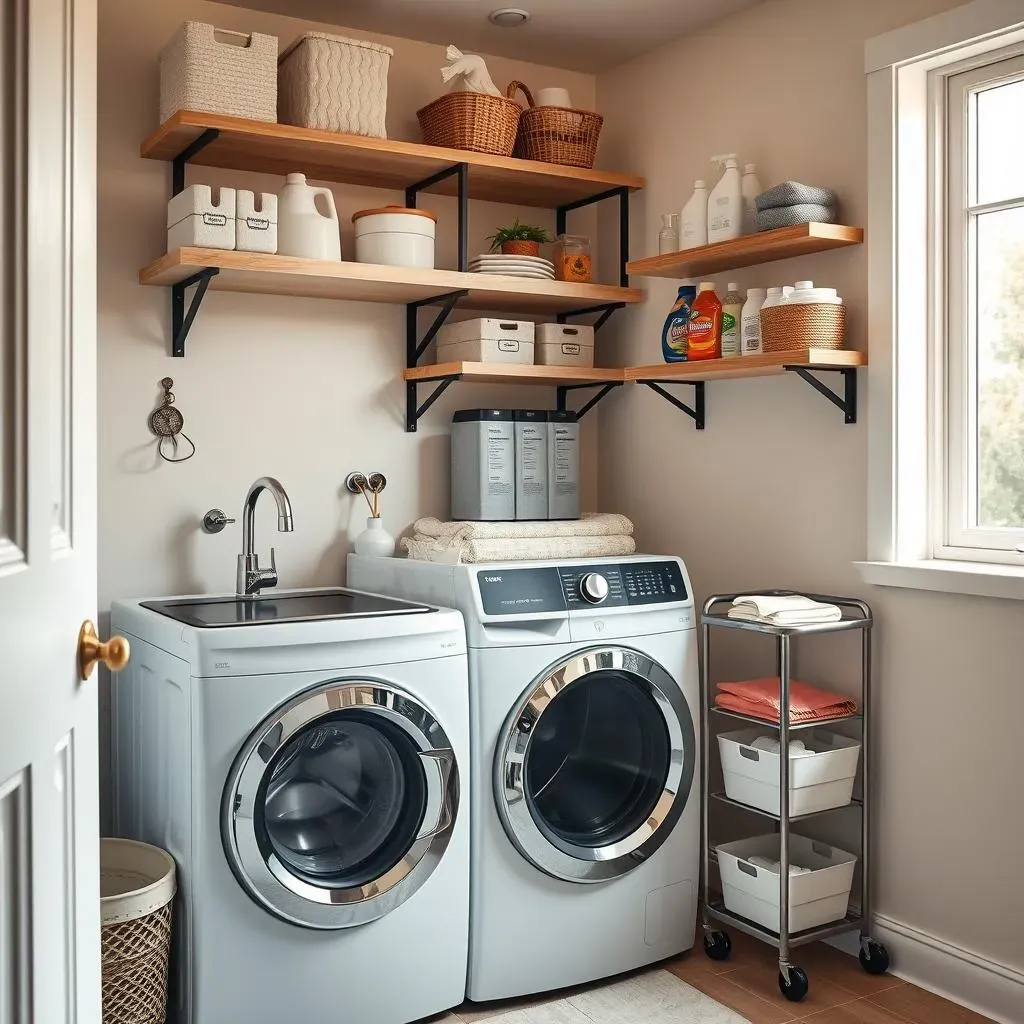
268 547 277 574
260 547 279 589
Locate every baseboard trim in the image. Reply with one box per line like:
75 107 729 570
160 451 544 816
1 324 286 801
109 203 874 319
828 914 1024 1024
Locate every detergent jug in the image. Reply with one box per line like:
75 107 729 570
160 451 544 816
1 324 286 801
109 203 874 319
277 173 341 260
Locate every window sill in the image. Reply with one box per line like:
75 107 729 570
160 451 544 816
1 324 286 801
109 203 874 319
855 559 1024 600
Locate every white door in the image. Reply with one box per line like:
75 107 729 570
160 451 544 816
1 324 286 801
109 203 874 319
1 1 103 1022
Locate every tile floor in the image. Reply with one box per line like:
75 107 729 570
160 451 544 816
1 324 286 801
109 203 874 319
429 931 997 1024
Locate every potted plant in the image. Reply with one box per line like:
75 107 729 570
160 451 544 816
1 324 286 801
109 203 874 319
486 219 552 258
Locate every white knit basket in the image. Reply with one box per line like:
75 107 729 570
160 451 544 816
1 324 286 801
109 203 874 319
278 33 393 139
159 22 278 124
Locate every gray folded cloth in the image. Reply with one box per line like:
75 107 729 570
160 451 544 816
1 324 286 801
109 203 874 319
756 181 838 211
757 203 837 231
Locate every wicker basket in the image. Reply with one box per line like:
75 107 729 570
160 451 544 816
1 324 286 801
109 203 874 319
760 302 847 352
513 84 603 168
417 82 527 157
159 22 277 124
101 839 177 1024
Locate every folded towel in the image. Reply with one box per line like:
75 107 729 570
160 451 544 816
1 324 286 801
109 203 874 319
716 677 859 724
756 203 837 231
729 595 842 625
412 513 634 540
402 533 637 564
756 181 839 211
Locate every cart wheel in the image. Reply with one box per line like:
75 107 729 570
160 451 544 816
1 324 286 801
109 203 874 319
778 965 809 1002
859 940 890 975
702 931 732 961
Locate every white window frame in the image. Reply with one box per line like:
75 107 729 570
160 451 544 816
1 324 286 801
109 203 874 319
858 0 1024 600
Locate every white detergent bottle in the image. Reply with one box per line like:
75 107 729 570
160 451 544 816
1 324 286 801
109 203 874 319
679 180 709 249
741 162 763 235
707 154 742 243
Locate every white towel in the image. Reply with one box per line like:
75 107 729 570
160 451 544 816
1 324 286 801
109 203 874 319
728 594 841 625
412 513 634 540
402 533 636 564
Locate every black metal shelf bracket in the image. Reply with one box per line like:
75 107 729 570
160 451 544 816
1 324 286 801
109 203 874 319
556 301 626 331
405 289 469 432
556 185 631 287
642 380 706 430
171 268 219 357
171 128 221 196
556 382 623 419
785 366 858 424
406 373 461 433
405 163 470 272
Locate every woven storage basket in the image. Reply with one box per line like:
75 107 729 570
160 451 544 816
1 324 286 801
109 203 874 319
513 84 603 168
101 839 176 1024
760 303 846 352
279 33 393 139
417 82 527 156
159 22 277 124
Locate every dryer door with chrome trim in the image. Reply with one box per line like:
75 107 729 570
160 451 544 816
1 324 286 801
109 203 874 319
223 679 458 929
495 647 695 883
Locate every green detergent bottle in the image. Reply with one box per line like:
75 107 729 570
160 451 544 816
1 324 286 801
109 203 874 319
662 284 697 362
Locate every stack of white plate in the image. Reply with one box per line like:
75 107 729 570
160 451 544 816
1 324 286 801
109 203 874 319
468 254 555 280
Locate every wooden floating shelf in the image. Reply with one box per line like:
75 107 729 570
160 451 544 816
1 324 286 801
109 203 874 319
627 349 867 382
404 362 625 386
142 112 645 209
626 224 864 279
139 249 644 316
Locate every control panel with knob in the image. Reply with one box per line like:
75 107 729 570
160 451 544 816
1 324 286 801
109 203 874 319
579 572 610 605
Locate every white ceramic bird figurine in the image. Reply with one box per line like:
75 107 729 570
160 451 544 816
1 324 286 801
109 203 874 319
440 44 501 96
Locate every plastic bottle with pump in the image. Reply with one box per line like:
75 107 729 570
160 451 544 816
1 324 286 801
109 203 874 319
741 163 762 235
679 180 709 250
721 283 744 359
707 155 742 243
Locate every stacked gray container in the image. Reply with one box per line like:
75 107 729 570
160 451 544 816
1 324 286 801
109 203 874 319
450 410 515 521
547 410 580 520
513 411 548 520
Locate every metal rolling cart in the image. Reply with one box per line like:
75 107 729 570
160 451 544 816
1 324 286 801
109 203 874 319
699 592 889 1002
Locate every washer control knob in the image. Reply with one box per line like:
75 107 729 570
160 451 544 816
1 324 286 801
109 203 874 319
579 572 610 605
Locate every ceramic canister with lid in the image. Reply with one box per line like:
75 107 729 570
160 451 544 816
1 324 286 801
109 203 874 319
353 206 436 269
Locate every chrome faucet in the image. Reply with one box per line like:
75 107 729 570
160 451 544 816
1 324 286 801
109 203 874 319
236 477 294 596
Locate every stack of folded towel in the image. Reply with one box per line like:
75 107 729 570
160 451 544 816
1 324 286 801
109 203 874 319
401 513 635 564
728 594 842 625
747 855 812 876
715 677 859 724
755 181 839 232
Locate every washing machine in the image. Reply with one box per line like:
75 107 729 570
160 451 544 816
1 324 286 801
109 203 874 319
348 555 700 1000
110 588 470 1024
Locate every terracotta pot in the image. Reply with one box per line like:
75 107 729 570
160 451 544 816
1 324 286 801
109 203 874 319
501 240 541 257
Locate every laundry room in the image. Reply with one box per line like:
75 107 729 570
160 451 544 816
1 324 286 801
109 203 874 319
3 1 1024 1024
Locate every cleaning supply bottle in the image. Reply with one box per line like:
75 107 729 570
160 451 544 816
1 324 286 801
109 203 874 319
687 282 722 360
679 180 709 249
658 213 678 255
661 284 697 362
707 155 742 243
741 287 767 355
721 283 744 359
741 162 763 235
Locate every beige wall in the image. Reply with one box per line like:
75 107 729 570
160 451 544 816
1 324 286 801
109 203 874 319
97 0 597 608
596 0 1024 978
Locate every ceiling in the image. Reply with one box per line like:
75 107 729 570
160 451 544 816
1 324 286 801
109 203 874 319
217 0 763 73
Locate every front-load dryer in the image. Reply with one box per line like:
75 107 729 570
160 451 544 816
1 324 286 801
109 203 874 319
110 588 469 1024
349 555 700 1001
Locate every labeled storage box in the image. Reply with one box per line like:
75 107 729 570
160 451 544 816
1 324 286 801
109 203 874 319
718 728 861 817
159 22 277 124
437 318 535 365
535 323 595 367
167 185 236 251
451 410 516 521
279 33 393 138
236 191 277 253
717 833 857 934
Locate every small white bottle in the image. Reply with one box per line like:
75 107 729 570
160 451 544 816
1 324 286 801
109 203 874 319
658 213 678 255
679 180 709 249
741 162 763 235
761 286 784 310
721 282 744 359
707 154 742 243
741 287 767 355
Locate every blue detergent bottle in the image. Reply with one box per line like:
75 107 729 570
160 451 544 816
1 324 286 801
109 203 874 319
662 284 697 362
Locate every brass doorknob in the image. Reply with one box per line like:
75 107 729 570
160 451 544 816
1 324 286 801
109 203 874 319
78 620 130 681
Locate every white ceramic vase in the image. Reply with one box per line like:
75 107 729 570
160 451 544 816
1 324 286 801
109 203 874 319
353 516 396 558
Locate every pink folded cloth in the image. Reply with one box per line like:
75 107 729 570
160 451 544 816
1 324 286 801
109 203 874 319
715 677 859 723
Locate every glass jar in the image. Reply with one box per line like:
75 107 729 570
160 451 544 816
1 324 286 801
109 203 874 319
553 234 593 283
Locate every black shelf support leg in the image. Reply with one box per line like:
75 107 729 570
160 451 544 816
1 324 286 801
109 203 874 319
171 128 221 197
405 163 470 271
786 367 858 424
642 381 706 430
556 185 632 288
406 376 460 433
405 289 470 432
556 301 626 331
171 268 219 357
556 382 623 419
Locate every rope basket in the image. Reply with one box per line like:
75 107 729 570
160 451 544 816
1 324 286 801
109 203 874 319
760 303 846 352
513 83 604 168
101 839 177 1024
416 82 527 156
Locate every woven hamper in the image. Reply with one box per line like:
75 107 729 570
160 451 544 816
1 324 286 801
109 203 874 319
417 82 527 156
760 302 847 352
513 84 603 168
101 839 176 1024
159 22 277 124
279 33 393 138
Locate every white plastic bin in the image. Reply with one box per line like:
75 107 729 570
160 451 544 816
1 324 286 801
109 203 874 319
535 323 595 367
167 185 236 251
437 318 536 365
718 727 861 816
236 191 278 254
717 833 856 934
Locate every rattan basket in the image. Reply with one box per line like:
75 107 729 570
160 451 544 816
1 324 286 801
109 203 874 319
417 82 528 156
101 839 177 1024
760 302 846 352
513 84 603 168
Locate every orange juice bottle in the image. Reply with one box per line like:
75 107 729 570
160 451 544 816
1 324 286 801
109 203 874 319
687 282 722 360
